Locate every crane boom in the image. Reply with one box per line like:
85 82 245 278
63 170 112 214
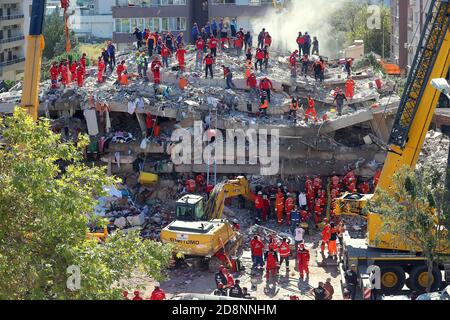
378 0 450 191
21 0 46 121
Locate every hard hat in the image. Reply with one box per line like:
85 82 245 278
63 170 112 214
233 219 239 224
277 183 282 187
258 191 263 195
218 283 224 288
122 291 128 297
154 282 160 287
324 218 329 222
134 290 140 295
219 265 225 270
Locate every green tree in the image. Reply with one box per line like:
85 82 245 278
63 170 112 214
330 1 391 58
366 166 450 292
43 10 79 60
0 109 173 299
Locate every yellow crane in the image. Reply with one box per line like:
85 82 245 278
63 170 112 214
335 0 450 294
160 176 253 270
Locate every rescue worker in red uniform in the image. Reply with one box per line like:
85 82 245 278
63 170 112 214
80 53 87 73
206 183 214 199
208 35 218 57
278 237 291 273
331 175 341 190
373 168 382 189
265 247 279 281
284 194 295 225
132 290 143 300
314 198 323 225
305 96 318 122
175 46 187 71
259 77 273 103
297 243 310 280
250 235 264 269
149 285 166 300
262 195 270 222
254 191 264 221
313 176 323 193
358 181 370 194
76 64 84 87
275 189 285 224
97 57 105 83
306 185 315 213
49 61 59 88
321 218 331 254
195 173 205 193
186 178 196 193
289 50 299 67
151 56 163 85
70 61 77 83
60 61 70 86
116 60 126 79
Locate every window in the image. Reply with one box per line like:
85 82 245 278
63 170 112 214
120 19 130 33
160 0 186 5
161 17 169 31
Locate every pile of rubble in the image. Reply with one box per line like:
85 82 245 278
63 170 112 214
418 130 450 177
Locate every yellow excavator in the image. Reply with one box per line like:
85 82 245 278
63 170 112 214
160 176 253 270
335 0 450 294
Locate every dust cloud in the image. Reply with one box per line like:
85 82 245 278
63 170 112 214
250 0 349 58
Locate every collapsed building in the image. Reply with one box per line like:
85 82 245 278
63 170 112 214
1 45 450 184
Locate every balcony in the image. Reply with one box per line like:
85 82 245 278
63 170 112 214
115 0 187 7
0 57 25 67
209 0 275 17
0 34 25 50
211 0 274 5
0 12 24 26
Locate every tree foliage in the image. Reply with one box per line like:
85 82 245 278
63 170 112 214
330 1 391 58
366 165 450 292
0 109 173 299
43 10 79 60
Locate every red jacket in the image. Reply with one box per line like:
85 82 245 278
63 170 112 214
98 60 105 72
250 239 264 256
196 39 205 50
151 60 162 73
208 38 218 49
266 251 278 269
264 36 272 46
150 288 166 300
204 56 214 65
285 197 295 213
259 79 273 90
308 98 315 109
50 65 59 80
254 195 264 209
297 36 305 45
322 224 331 241
279 242 291 258
246 74 257 88
297 249 310 264
256 50 264 60
161 47 172 57
117 64 126 77
176 49 186 61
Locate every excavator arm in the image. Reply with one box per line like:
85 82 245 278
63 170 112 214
21 0 46 121
204 176 253 220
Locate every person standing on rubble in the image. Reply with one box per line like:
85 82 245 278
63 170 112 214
301 54 310 77
345 76 355 99
230 18 237 39
255 48 264 72
257 28 266 49
259 77 273 103
254 191 264 221
101 48 110 73
247 72 258 101
304 32 311 55
320 218 331 255
116 60 126 80
244 31 252 52
147 32 157 57
215 266 228 288
345 58 353 77
263 46 270 71
212 19 219 38
204 53 214 79
50 61 59 89
161 44 172 69
285 193 295 226
76 64 84 87
263 33 272 49
136 52 145 78
259 91 269 117
151 56 163 85
208 35 218 58
222 65 236 89
345 264 358 300
220 24 228 51
278 238 291 274
289 50 299 79
333 89 348 116
205 21 212 37
289 97 299 123
131 27 143 49
290 206 300 234
70 60 77 83
275 188 285 225
97 57 105 83
195 36 205 70
175 33 184 48
235 34 244 57
191 22 199 42
296 32 304 55
60 61 70 87
250 235 264 269
313 59 322 82
312 36 319 55
165 32 174 53
328 223 338 260
262 194 270 222
305 96 318 122
107 41 116 70
297 243 310 281
175 45 187 72
265 247 279 282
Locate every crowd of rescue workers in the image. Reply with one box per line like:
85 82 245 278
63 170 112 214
48 18 357 121
47 18 371 301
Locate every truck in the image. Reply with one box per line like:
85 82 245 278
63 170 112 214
335 0 450 295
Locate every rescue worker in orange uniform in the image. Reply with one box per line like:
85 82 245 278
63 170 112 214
175 45 187 72
275 189 285 224
284 193 295 225
305 96 318 122
278 237 291 273
320 218 331 254
297 243 310 280
345 76 355 99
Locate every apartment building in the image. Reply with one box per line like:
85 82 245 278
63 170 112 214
68 0 115 40
112 0 284 50
0 0 31 81
390 0 431 74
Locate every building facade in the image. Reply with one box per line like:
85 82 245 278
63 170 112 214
112 0 284 50
0 0 31 81
390 0 431 74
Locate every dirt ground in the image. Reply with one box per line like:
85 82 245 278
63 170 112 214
123 203 344 300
